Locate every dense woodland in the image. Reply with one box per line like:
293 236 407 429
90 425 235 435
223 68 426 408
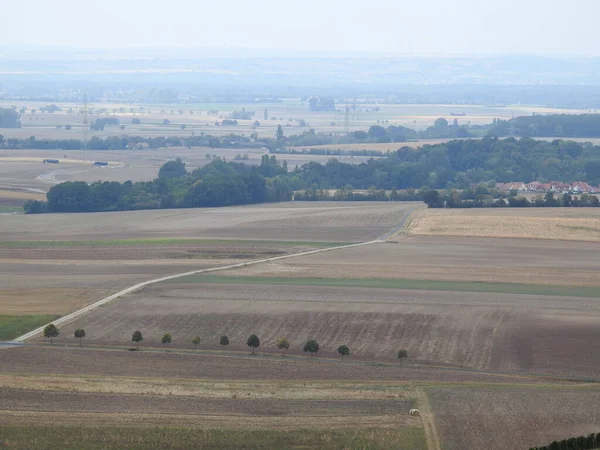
488 114 600 138
24 137 600 214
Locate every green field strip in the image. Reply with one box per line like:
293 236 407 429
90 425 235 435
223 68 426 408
0 206 22 214
0 315 59 341
172 275 600 298
0 426 427 450
0 239 353 248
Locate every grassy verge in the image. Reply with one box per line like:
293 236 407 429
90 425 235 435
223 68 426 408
0 206 21 214
0 426 426 450
0 315 58 341
0 239 352 248
173 275 600 298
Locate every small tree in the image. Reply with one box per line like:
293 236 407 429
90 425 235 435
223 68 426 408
220 335 229 348
303 339 320 358
397 349 408 366
276 337 290 356
161 333 172 345
43 323 59 344
192 336 201 349
132 330 143 348
337 345 350 361
247 334 260 353
74 328 85 346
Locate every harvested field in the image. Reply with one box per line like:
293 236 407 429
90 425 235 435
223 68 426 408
430 387 600 450
0 346 554 384
408 208 600 242
53 281 600 377
0 202 416 242
216 237 600 287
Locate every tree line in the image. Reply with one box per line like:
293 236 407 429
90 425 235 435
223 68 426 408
530 432 600 450
489 114 600 138
43 323 410 364
292 138 600 189
423 189 600 209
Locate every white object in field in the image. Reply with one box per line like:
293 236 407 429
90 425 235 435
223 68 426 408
409 409 421 417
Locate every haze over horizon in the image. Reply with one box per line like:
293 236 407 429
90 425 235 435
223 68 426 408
2 0 599 57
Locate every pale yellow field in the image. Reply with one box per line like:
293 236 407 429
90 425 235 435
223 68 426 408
408 208 600 242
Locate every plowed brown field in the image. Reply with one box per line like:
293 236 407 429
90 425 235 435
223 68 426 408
0 202 415 242
430 387 600 450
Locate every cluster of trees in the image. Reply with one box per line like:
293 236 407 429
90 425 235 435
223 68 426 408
25 157 291 214
231 109 254 120
0 108 21 128
423 189 600 209
308 96 336 111
90 117 120 131
530 432 600 450
489 114 600 138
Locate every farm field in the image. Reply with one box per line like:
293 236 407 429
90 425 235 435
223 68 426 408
0 99 583 141
0 201 414 242
1 200 599 449
0 346 592 450
408 208 600 242
430 387 600 450
214 236 600 286
0 202 414 337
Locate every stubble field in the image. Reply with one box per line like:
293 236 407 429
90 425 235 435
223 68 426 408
408 208 600 242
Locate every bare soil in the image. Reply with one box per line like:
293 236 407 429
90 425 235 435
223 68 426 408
0 202 415 242
430 387 600 450
0 346 553 384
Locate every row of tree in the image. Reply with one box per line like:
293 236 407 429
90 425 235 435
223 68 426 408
423 190 600 209
530 432 600 450
43 324 410 364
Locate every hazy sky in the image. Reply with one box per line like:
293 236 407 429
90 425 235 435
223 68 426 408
2 0 599 56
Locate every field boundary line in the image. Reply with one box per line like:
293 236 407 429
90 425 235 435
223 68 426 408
10 240 383 343
415 388 442 450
